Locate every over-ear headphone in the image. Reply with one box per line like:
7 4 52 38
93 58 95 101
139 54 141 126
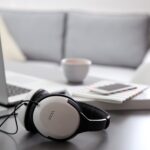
18 89 110 141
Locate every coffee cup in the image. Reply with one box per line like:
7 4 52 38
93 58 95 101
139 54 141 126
61 58 92 83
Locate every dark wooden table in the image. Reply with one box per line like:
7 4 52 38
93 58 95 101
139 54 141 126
0 110 149 150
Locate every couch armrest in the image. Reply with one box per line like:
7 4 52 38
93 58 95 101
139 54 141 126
142 49 150 64
131 48 150 85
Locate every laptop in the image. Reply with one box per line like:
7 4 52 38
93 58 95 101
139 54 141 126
0 40 65 112
0 41 31 109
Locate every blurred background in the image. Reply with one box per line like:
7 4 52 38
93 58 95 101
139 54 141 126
0 0 150 84
0 0 150 13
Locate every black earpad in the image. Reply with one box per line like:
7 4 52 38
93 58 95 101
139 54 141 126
24 89 50 133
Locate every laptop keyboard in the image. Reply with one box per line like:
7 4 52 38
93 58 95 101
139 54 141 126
7 84 31 97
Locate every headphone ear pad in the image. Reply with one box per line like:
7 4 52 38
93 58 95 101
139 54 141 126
24 89 50 133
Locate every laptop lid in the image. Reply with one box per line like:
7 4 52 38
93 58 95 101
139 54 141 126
0 37 8 104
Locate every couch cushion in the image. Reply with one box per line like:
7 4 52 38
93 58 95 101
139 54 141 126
1 11 65 62
5 60 135 82
65 13 150 68
89 65 134 82
5 60 62 82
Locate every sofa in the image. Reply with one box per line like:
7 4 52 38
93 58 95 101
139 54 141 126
0 10 150 84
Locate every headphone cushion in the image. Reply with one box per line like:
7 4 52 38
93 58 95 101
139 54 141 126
24 89 50 132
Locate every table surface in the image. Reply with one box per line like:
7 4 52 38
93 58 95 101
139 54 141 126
0 110 150 150
2 70 150 150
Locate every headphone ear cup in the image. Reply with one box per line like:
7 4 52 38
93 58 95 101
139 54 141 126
24 89 50 133
32 96 81 140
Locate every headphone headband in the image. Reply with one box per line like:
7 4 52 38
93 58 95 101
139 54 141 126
77 102 110 132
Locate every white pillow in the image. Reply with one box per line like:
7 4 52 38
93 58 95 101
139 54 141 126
0 16 26 61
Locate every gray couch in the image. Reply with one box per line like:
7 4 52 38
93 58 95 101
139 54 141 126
1 10 150 83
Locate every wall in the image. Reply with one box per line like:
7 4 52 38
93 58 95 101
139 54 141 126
0 0 150 13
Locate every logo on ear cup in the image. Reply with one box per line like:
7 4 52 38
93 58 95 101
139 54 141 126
48 110 55 120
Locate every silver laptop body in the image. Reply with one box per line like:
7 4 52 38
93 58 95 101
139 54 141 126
0 38 10 104
0 37 30 108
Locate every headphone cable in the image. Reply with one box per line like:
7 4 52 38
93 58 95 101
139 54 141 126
0 100 39 135
0 101 24 108
0 101 24 135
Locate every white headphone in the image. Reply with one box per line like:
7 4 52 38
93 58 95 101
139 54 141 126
18 89 110 141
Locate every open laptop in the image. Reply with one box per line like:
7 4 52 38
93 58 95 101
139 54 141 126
0 38 65 111
0 40 31 109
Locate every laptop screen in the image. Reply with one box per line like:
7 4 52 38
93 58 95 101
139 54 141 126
0 37 8 103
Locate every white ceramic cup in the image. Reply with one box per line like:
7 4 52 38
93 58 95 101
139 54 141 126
61 58 92 83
